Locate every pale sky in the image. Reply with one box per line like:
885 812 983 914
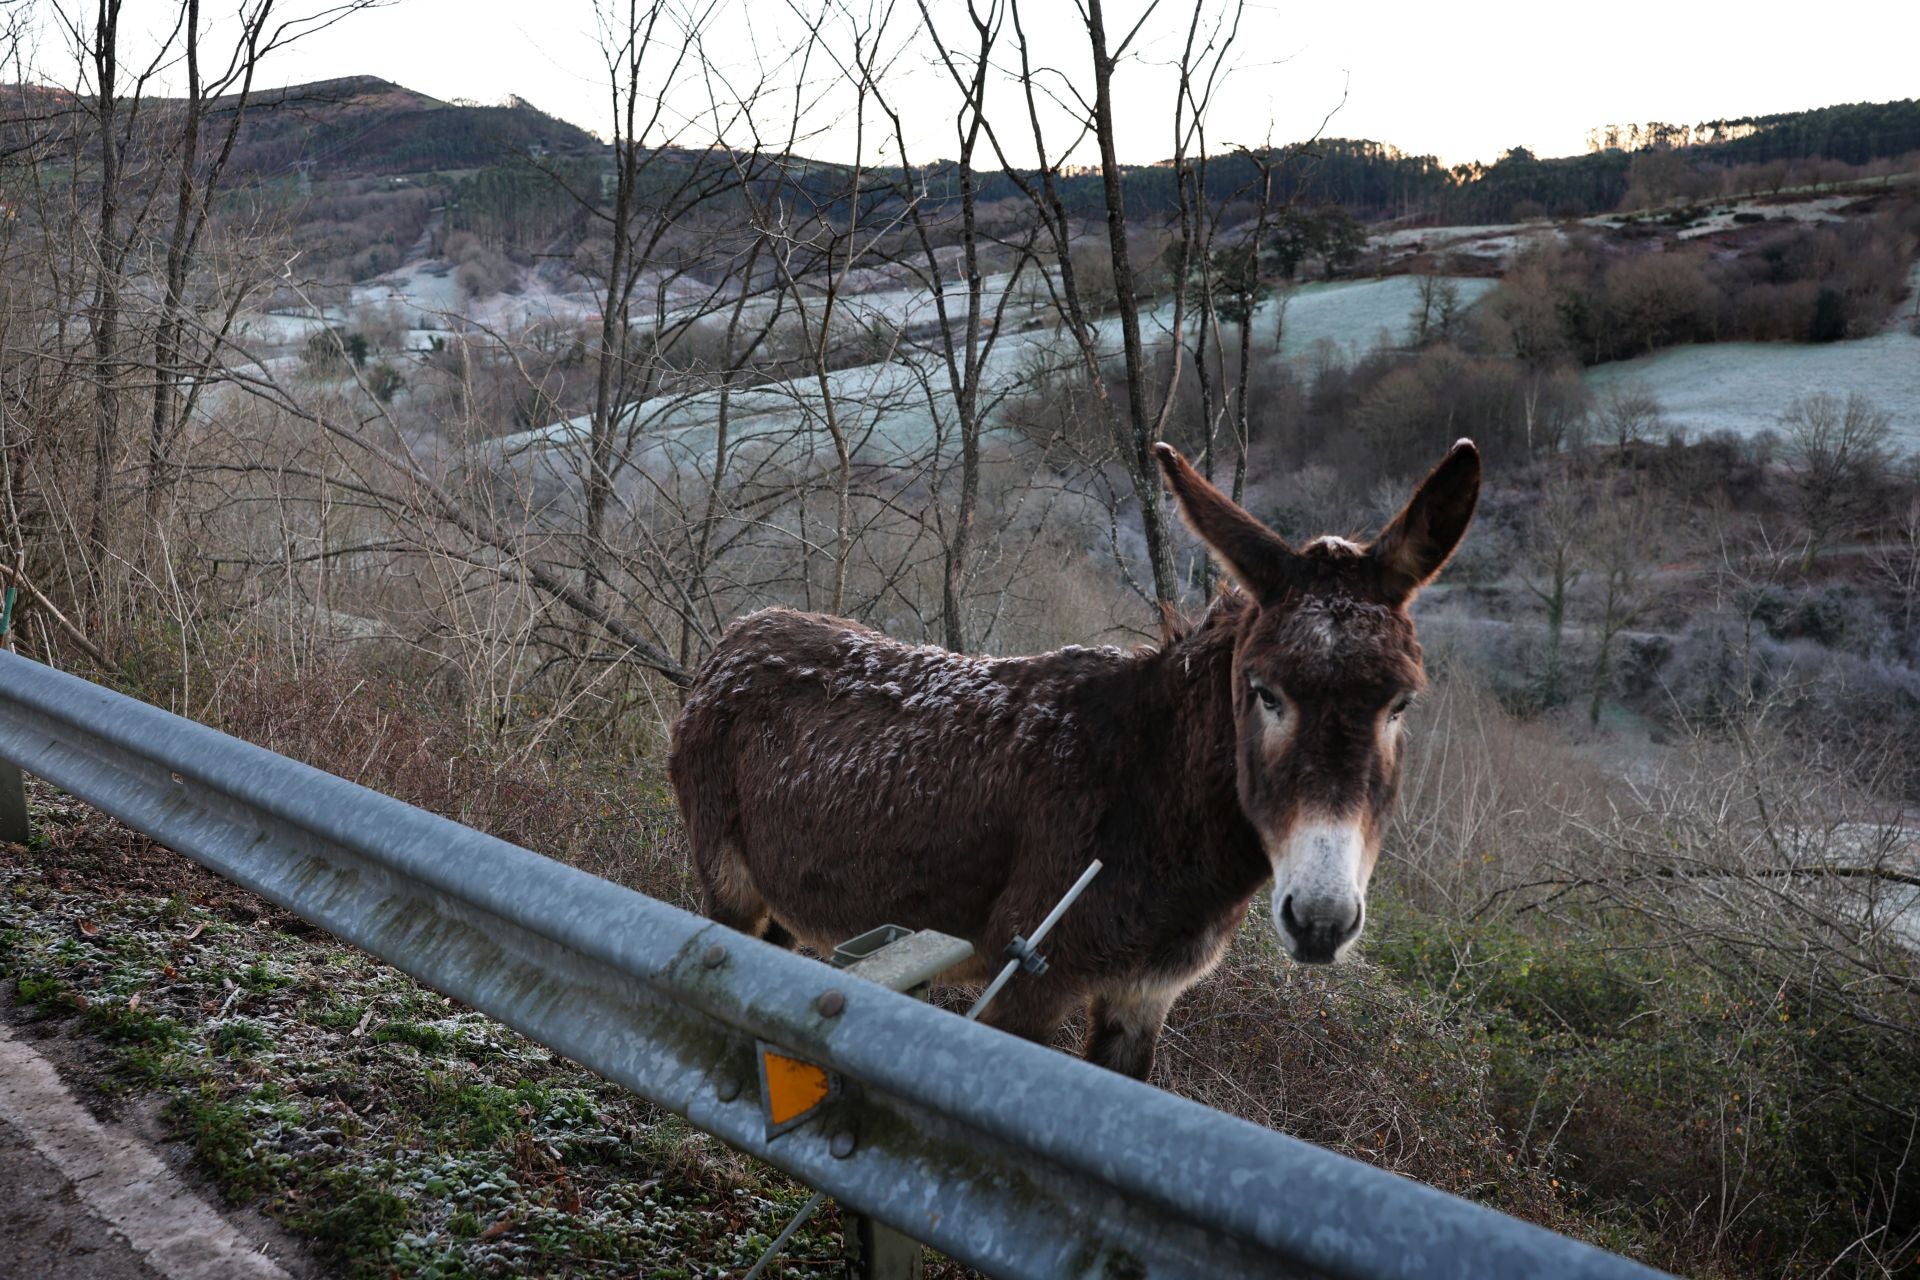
26 0 1920 168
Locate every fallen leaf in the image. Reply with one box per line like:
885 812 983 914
478 1215 515 1242
77 920 99 938
161 964 179 979
127 993 141 1011
183 921 206 941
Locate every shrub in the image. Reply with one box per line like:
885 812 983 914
302 328 368 371
1807 286 1848 341
365 363 405 404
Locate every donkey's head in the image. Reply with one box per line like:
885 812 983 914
1154 441 1480 964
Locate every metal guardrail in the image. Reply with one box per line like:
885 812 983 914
0 649 1672 1280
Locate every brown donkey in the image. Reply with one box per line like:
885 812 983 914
668 439 1480 1079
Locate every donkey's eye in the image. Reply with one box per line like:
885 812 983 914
1253 685 1281 713
1389 695 1414 720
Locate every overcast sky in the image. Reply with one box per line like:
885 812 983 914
30 0 1920 168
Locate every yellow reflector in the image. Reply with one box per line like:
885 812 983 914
762 1049 834 1127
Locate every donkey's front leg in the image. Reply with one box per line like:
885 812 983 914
1086 983 1179 1080
975 972 1077 1050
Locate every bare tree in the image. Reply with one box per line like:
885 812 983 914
974 0 1242 609
578 0 741 603
1582 477 1654 724
1408 263 1460 348
1782 392 1893 573
145 0 376 512
1867 489 1920 655
904 1 1043 650
1522 468 1586 708
1594 379 1663 456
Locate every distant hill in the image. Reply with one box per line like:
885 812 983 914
0 75 603 179
9 73 1914 225
210 75 603 177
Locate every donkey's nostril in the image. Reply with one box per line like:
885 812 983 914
1277 892 1363 963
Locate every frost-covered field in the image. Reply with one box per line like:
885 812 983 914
1587 290 1920 451
0 794 849 1278
490 355 970 482
1370 222 1560 269
231 258 1504 482
490 273 1498 479
1254 276 1498 362
1663 195 1852 239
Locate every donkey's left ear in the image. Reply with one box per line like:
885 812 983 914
1371 439 1481 599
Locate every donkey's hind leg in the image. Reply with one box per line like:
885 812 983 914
695 840 792 948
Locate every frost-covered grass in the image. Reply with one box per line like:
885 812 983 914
0 812 866 1280
1369 222 1563 270
1585 325 1920 450
1669 195 1851 239
1583 254 1920 446
483 269 1498 476
1250 275 1499 362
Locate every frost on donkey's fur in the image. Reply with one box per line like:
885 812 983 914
669 439 1480 1081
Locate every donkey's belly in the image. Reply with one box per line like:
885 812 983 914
739 810 1015 953
727 698 1035 950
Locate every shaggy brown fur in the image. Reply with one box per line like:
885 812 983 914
668 440 1480 1079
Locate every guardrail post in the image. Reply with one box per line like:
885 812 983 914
0 759 25 846
847 1214 925 1280
0 586 25 845
831 926 972 1280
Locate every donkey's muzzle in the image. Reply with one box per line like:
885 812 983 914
1277 892 1362 965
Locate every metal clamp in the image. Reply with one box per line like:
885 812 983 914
1003 932 1049 976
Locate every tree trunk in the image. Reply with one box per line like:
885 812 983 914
86 2 124 588
1085 0 1177 609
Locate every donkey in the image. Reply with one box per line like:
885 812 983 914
668 439 1480 1079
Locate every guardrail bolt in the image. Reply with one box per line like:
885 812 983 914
702 943 728 969
715 1075 741 1102
815 989 846 1018
830 1130 857 1159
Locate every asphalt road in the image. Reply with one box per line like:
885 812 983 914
0 1019 296 1280
0 1113 164 1279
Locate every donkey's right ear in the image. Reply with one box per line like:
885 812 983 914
1153 443 1294 600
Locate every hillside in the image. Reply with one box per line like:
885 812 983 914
0 74 603 179
211 76 603 177
11 72 1913 218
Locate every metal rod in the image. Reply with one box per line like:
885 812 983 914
742 1190 828 1280
967 858 1102 1023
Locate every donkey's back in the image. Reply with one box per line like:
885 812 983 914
668 607 1130 956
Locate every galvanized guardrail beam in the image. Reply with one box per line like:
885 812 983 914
0 649 1671 1280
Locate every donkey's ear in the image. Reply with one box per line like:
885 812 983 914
1153 443 1294 600
1371 439 1481 599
